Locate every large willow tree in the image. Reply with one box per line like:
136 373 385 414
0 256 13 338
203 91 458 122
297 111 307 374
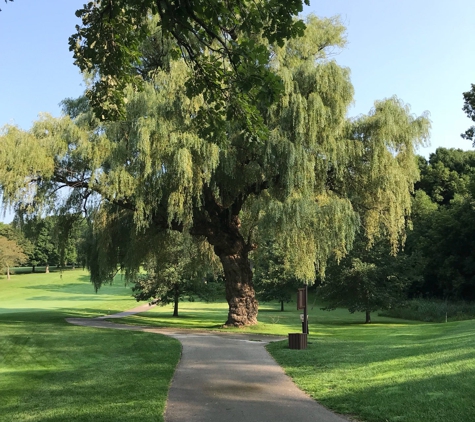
0 16 430 326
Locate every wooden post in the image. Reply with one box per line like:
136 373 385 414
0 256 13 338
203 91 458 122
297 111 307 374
303 284 308 334
293 285 309 348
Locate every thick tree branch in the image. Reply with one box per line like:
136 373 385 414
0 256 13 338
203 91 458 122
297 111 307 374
52 168 137 212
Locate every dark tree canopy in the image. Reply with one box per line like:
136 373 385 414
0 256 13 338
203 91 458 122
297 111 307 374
252 240 300 311
131 230 219 317
69 0 308 142
406 148 475 301
462 83 475 143
319 236 418 323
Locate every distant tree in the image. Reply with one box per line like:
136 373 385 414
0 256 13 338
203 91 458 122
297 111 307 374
416 148 475 205
0 222 33 261
17 217 59 273
462 84 475 144
407 195 475 300
406 149 475 300
252 241 300 311
319 238 417 323
0 236 27 279
13 213 87 272
131 231 219 317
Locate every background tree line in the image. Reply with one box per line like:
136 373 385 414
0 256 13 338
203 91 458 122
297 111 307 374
316 147 475 322
3 147 475 323
0 215 87 275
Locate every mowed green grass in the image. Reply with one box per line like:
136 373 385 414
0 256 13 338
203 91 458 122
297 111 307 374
125 298 475 422
3 271 475 422
119 298 323 335
269 317 475 422
0 270 181 422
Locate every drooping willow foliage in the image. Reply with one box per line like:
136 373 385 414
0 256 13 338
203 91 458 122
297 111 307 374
0 16 430 324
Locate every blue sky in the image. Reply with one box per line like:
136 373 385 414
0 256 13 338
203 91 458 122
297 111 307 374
1 1 475 221
308 0 475 155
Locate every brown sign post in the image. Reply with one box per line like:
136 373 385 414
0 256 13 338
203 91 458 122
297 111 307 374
297 288 306 310
297 285 308 335
289 285 309 349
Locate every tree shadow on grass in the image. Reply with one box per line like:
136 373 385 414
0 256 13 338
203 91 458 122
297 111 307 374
24 295 133 302
298 370 475 422
0 307 141 324
22 277 116 290
129 308 229 329
1 322 180 422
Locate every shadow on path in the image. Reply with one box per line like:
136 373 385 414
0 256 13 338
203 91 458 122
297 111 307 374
67 306 351 422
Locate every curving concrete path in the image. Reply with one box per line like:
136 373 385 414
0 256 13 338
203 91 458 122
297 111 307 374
67 306 350 422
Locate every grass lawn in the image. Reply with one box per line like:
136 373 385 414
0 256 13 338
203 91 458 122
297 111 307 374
268 316 475 422
123 297 475 422
0 270 181 422
3 271 475 422
119 299 317 335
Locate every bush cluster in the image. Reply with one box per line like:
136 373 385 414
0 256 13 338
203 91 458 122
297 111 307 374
379 299 475 322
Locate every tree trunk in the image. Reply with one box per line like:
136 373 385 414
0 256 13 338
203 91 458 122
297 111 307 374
173 284 179 317
281 300 284 312
7 266 10 280
220 252 258 326
32 265 36 273
365 310 371 324
191 187 259 327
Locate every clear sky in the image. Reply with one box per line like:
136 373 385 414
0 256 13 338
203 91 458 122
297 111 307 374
1 1 475 221
306 0 475 156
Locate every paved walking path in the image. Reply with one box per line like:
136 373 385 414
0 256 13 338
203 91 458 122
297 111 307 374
67 306 350 422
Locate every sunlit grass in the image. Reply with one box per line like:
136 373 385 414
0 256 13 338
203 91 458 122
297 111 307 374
0 270 181 422
124 297 475 422
3 273 475 422
0 269 136 316
268 318 475 422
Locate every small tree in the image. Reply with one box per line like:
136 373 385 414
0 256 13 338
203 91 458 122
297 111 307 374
0 222 33 261
319 239 416 323
0 236 27 279
131 231 219 317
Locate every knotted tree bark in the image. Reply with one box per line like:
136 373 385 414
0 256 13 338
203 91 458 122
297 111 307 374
219 246 258 327
192 188 259 326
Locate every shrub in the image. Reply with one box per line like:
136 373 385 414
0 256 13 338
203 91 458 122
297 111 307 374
379 298 475 322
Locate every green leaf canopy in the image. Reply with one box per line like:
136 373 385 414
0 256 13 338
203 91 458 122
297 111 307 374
0 16 430 326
